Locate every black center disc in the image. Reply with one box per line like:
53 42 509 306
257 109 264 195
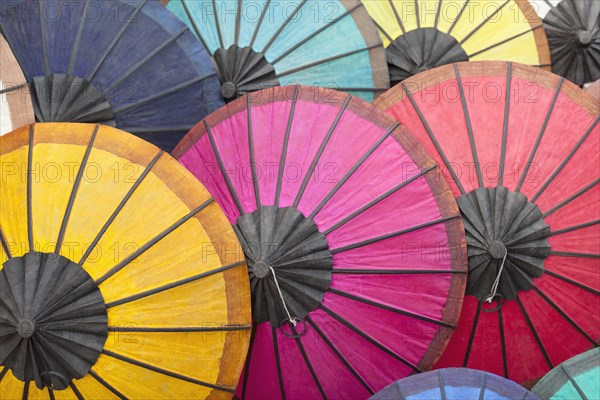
233 206 333 327
386 28 469 85
212 45 280 101
457 186 551 301
0 252 108 390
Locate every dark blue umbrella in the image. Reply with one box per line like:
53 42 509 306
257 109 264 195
0 0 224 151
371 368 539 400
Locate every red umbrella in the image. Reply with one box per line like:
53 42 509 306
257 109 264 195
173 85 467 398
375 61 600 385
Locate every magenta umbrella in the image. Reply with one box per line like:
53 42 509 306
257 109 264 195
173 86 467 399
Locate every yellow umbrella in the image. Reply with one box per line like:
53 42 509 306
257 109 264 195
362 0 551 84
0 35 34 135
0 123 251 399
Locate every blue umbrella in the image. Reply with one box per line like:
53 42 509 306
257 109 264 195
164 0 389 101
0 0 223 151
533 348 599 400
371 368 539 400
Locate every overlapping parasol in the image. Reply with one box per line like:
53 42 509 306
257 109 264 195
0 34 34 135
375 61 599 384
0 123 251 399
163 0 389 101
533 348 599 399
0 0 224 151
173 85 467 398
362 0 551 85
371 368 539 400
529 0 599 86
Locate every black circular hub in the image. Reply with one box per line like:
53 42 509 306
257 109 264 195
386 28 469 85
29 74 115 125
233 206 333 327
544 1 599 85
0 252 108 390
457 186 551 301
212 45 280 102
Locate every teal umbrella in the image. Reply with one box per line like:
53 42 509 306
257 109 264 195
533 348 599 400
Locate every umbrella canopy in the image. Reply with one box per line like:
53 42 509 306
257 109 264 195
371 368 539 400
533 348 599 399
163 0 389 102
173 85 467 399
362 0 551 85
529 0 599 86
0 34 34 135
0 123 251 399
374 61 600 384
0 0 224 152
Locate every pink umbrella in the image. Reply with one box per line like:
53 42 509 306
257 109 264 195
173 85 467 398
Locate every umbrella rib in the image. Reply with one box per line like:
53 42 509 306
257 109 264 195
247 96 261 209
515 78 565 192
272 327 287 400
0 367 6 381
542 178 600 218
478 372 487 400
434 0 443 30
388 0 407 35
88 370 127 400
94 198 215 286
234 0 242 47
102 349 235 393
0 226 12 259
544 270 600 296
320 304 422 372
308 123 398 219
55 125 99 254
292 95 351 209
414 0 421 29
531 116 599 202
48 389 55 400
498 62 512 186
70 382 84 400
181 0 211 53
271 3 361 65
532 285 599 345
402 82 466 194
239 324 256 400
212 0 225 50
276 45 380 78
78 150 163 265
290 324 327 400
205 120 245 214
468 26 542 58
0 83 26 95
248 0 271 50
112 72 217 114
27 124 34 251
87 0 148 81
331 214 460 254
332 268 466 275
455 64 484 187
107 324 252 332
103 26 189 95
447 0 470 35
462 301 483 367
329 288 456 329
561 364 589 400
323 164 435 235
498 308 509 378
438 370 446 400
67 0 90 75
550 219 600 236
37 0 49 76
459 0 511 46
516 297 553 370
549 251 600 259
274 85 300 207
104 261 242 308
304 315 374 394
22 380 29 400
261 0 308 54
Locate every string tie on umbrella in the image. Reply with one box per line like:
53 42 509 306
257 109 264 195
485 248 508 303
269 265 298 327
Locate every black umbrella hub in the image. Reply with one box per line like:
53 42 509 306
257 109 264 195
457 186 551 301
234 206 333 328
0 252 108 391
